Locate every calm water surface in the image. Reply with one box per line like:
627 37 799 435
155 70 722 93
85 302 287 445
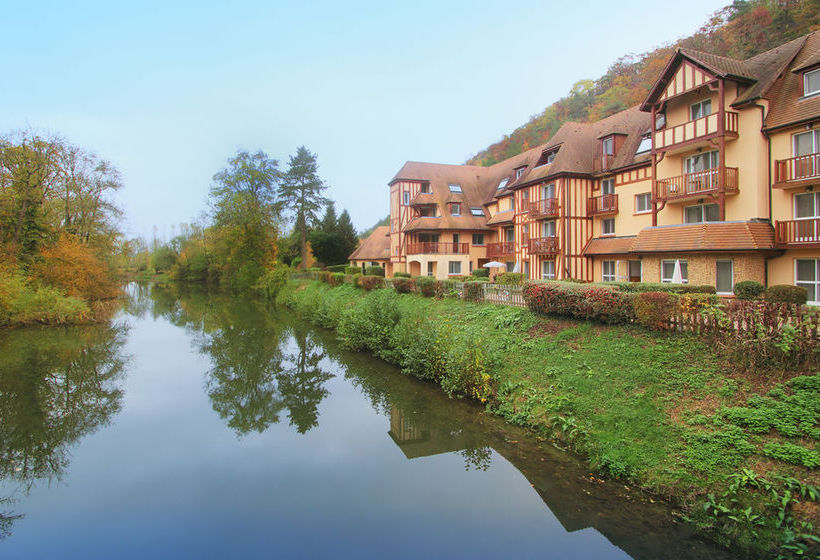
0 284 738 559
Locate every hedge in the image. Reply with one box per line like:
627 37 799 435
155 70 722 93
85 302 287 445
355 275 385 291
326 264 347 273
522 282 635 324
607 282 716 294
344 266 362 275
365 266 385 277
496 272 525 285
392 277 415 294
633 292 679 330
329 272 345 287
471 268 489 278
416 276 435 297
763 284 807 305
733 280 764 300
393 271 411 278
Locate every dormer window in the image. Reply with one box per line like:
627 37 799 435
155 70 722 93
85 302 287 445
470 206 484 217
690 99 712 120
448 183 462 193
535 149 558 166
636 133 651 154
420 182 431 193
497 178 509 190
602 136 614 156
450 203 461 216
805 68 820 97
418 207 436 217
515 167 526 179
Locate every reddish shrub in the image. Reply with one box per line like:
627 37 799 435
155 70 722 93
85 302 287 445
355 275 385 291
633 292 680 330
392 277 416 294
522 282 634 324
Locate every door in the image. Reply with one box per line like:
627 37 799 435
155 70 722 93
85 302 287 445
628 260 642 282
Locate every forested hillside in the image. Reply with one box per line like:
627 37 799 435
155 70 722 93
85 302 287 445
467 0 820 166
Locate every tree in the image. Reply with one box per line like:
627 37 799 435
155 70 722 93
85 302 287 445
319 201 338 235
336 209 358 260
277 147 328 269
209 150 281 290
308 205 359 266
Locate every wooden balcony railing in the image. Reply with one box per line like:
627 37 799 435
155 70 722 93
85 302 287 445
774 153 820 189
528 198 560 218
593 154 615 173
775 219 820 248
486 241 515 258
527 236 560 255
656 167 739 201
587 194 618 215
406 242 470 255
653 111 738 151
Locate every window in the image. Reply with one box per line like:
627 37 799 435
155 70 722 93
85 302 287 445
504 227 515 242
505 261 515 272
402 191 410 205
420 182 431 193
601 178 615 195
690 99 712 120
524 261 530 278
804 68 820 97
602 218 615 235
497 178 509 190
427 262 434 276
515 167 526 179
716 260 733 294
522 223 530 241
470 206 484 216
602 136 614 155
452 234 460 244
472 234 485 246
448 261 462 275
684 150 719 174
793 129 820 157
795 192 820 218
636 133 651 154
662 259 689 283
535 149 558 166
628 260 642 282
509 196 515 212
541 260 555 280
542 220 556 237
796 259 819 304
541 183 555 199
684 203 720 223
602 261 616 282
450 203 461 216
449 183 462 193
635 193 651 213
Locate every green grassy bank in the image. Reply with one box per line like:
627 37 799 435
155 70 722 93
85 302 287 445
277 279 818 557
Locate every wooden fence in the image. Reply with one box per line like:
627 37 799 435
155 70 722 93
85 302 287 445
669 300 820 340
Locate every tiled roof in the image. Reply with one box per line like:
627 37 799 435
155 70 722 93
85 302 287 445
403 215 490 232
349 226 390 261
584 236 637 255
630 222 776 253
734 35 807 105
764 32 820 131
486 211 515 225
678 48 756 80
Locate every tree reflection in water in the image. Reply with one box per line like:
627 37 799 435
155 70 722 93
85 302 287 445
147 285 334 436
0 322 128 539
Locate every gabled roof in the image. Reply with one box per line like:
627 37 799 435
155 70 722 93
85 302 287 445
584 236 637 256
349 226 390 261
630 222 775 254
764 31 820 131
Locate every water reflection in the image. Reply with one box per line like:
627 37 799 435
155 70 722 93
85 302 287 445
0 322 128 538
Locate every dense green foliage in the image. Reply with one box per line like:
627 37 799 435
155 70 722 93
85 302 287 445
308 203 358 266
734 280 766 300
467 0 820 165
763 284 808 304
278 280 819 557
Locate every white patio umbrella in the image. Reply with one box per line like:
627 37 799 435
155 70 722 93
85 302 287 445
483 261 505 268
671 260 683 284
512 261 521 273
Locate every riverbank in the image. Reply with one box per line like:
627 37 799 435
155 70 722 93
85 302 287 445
277 279 819 558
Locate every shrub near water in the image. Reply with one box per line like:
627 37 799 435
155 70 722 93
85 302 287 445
523 282 635 324
0 271 89 327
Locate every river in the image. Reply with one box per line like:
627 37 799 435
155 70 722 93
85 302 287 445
0 283 738 559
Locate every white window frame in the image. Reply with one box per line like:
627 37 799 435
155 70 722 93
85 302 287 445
541 183 556 199
602 136 614 156
448 183 462 193
793 129 820 157
795 259 819 305
515 167 526 179
636 133 651 154
402 191 409 205
448 261 462 276
470 206 484 217
420 182 431 194
804 68 820 98
661 259 689 284
601 178 615 195
542 220 556 238
541 260 555 280
690 98 712 120
716 259 734 295
472 233 485 246
602 260 616 282
602 218 615 236
497 178 509 190
450 203 461 216
684 203 720 224
635 192 651 213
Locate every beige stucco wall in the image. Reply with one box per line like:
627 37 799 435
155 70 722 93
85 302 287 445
768 249 820 286
639 253 765 287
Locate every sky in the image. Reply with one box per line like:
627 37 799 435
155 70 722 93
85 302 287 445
1 0 729 240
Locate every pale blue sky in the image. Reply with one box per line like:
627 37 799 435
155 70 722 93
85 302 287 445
2 0 728 239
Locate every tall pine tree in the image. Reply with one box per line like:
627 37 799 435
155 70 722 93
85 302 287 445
277 147 328 268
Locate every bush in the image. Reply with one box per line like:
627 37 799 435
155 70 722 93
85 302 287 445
523 282 635 324
325 264 346 273
365 266 385 277
329 272 345 286
254 267 289 298
393 271 411 278
392 277 416 294
318 270 332 284
344 266 362 275
0 271 90 327
471 268 489 278
355 275 385 291
337 289 400 359
462 282 484 302
33 235 118 300
610 282 715 294
763 284 807 305
416 276 435 297
496 272 525 285
733 280 765 301
633 292 680 330
435 280 458 299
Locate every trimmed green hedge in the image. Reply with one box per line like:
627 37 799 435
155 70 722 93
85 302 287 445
763 284 807 304
365 266 385 277
733 280 764 300
393 271 411 278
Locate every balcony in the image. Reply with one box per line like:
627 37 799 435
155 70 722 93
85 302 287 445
773 153 820 189
528 198 560 219
775 219 820 248
527 236 560 256
410 192 436 206
593 154 615 173
653 111 738 152
486 242 515 258
656 167 739 202
406 242 470 255
587 194 618 216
